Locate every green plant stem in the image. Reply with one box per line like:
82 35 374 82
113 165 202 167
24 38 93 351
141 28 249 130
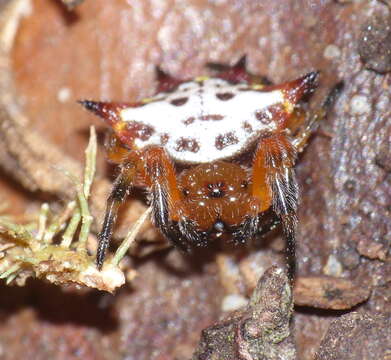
61 210 81 248
112 206 152 266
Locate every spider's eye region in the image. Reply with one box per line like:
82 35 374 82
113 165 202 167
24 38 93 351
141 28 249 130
182 188 190 197
176 162 257 230
206 182 226 198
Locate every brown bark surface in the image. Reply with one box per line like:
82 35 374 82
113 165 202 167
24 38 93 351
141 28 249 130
0 0 390 359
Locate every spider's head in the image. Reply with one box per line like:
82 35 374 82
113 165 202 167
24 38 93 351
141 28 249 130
178 162 259 235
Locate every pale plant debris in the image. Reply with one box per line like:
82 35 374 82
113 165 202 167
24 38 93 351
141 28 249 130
0 127 150 293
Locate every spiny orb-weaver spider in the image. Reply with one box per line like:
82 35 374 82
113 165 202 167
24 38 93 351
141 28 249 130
80 58 322 279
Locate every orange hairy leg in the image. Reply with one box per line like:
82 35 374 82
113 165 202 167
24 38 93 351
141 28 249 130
291 108 325 152
250 75 338 280
96 145 183 268
250 73 317 209
141 146 205 252
286 107 308 135
249 73 321 280
288 80 344 152
105 132 132 164
141 146 182 220
252 132 298 281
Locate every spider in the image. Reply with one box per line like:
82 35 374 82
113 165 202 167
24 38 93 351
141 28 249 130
80 58 324 279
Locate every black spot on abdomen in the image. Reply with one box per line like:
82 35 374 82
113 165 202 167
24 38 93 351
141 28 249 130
175 137 200 153
126 121 155 141
216 92 235 101
170 97 189 106
215 132 239 150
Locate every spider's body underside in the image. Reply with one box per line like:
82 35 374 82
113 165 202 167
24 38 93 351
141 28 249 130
80 59 321 279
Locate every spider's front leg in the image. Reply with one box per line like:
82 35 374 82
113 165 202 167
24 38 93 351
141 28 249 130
97 143 202 268
97 145 185 268
141 146 185 248
288 81 344 152
97 159 137 269
252 132 298 281
144 147 211 251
